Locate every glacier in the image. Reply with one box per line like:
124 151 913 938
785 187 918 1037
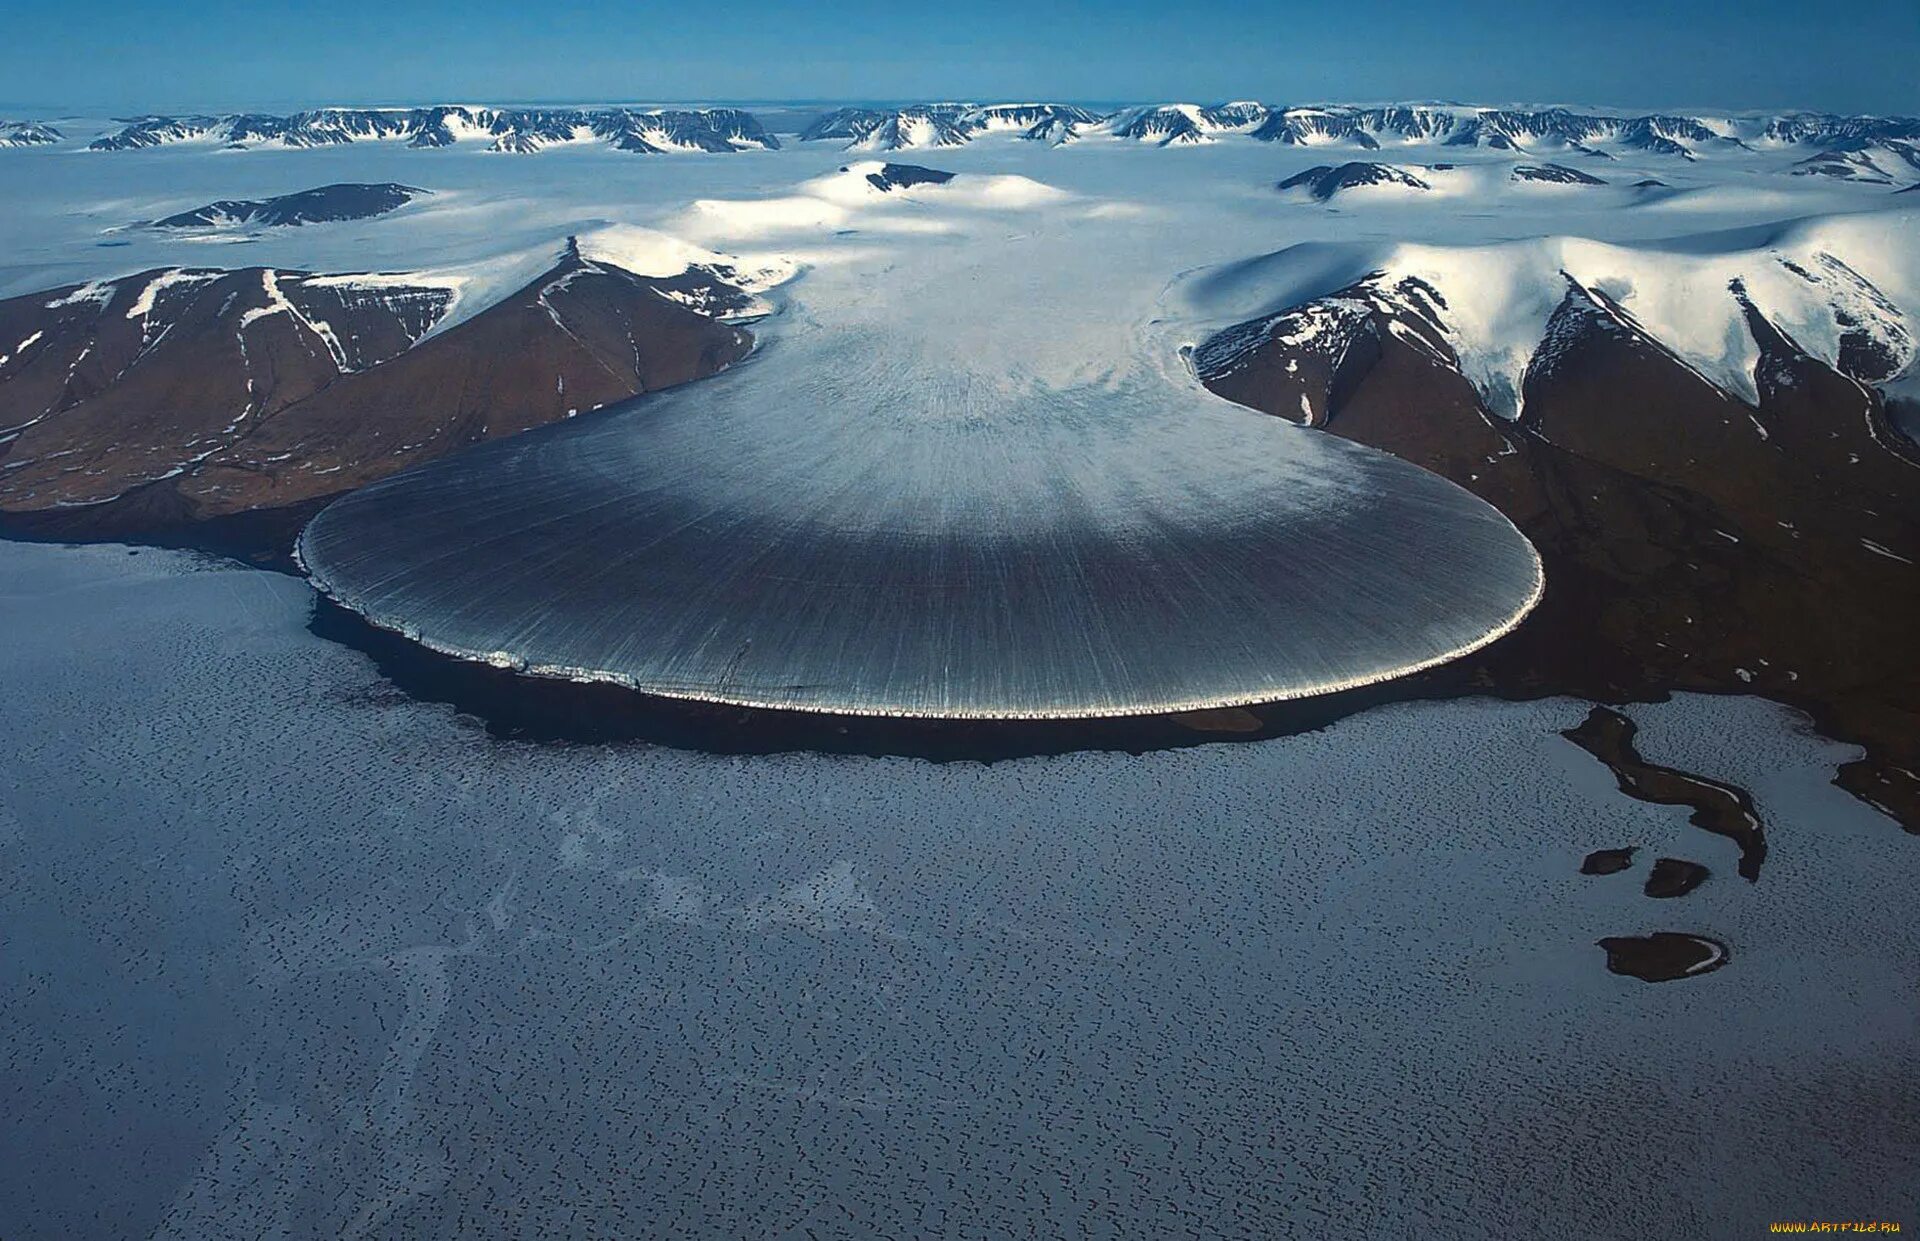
298 164 1544 718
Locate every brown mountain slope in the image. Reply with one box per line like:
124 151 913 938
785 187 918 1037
0 243 755 521
1196 276 1920 829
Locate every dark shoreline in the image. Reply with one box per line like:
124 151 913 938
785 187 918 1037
301 563 1920 830
307 594 1494 760
0 497 1525 760
3 504 1910 825
0 489 323 575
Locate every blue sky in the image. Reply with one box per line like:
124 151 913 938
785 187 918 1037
4 0 1915 115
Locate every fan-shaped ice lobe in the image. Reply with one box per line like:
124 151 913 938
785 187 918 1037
298 184 1544 721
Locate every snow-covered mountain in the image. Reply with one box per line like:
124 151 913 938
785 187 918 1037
1184 206 1920 814
1044 102 1277 147
783 100 1920 168
1760 113 1920 151
33 101 1920 172
148 183 428 229
667 160 1063 239
799 103 975 146
798 103 1095 150
1795 150 1901 183
1102 104 1215 145
967 103 1100 132
1245 106 1722 157
846 108 974 152
0 120 62 147
1187 208 1919 420
86 106 781 154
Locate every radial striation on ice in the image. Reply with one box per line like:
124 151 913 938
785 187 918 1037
299 327 1543 719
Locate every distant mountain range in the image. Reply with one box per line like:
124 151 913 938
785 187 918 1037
795 102 1920 167
79 106 780 154
0 102 1907 165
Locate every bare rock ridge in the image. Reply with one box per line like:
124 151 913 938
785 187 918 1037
150 183 427 229
0 243 758 521
1194 256 1920 829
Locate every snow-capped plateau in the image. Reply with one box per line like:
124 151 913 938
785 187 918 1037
1182 199 1919 847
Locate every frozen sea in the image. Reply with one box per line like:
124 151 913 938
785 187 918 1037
2 538 1916 1239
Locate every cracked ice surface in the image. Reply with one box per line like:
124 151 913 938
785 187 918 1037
2 540 1915 1238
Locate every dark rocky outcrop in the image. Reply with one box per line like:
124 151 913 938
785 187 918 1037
854 163 955 193
1580 847 1637 876
1512 163 1607 185
1562 708 1767 880
151 183 425 229
1276 163 1430 201
1598 933 1728 981
1644 858 1710 898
